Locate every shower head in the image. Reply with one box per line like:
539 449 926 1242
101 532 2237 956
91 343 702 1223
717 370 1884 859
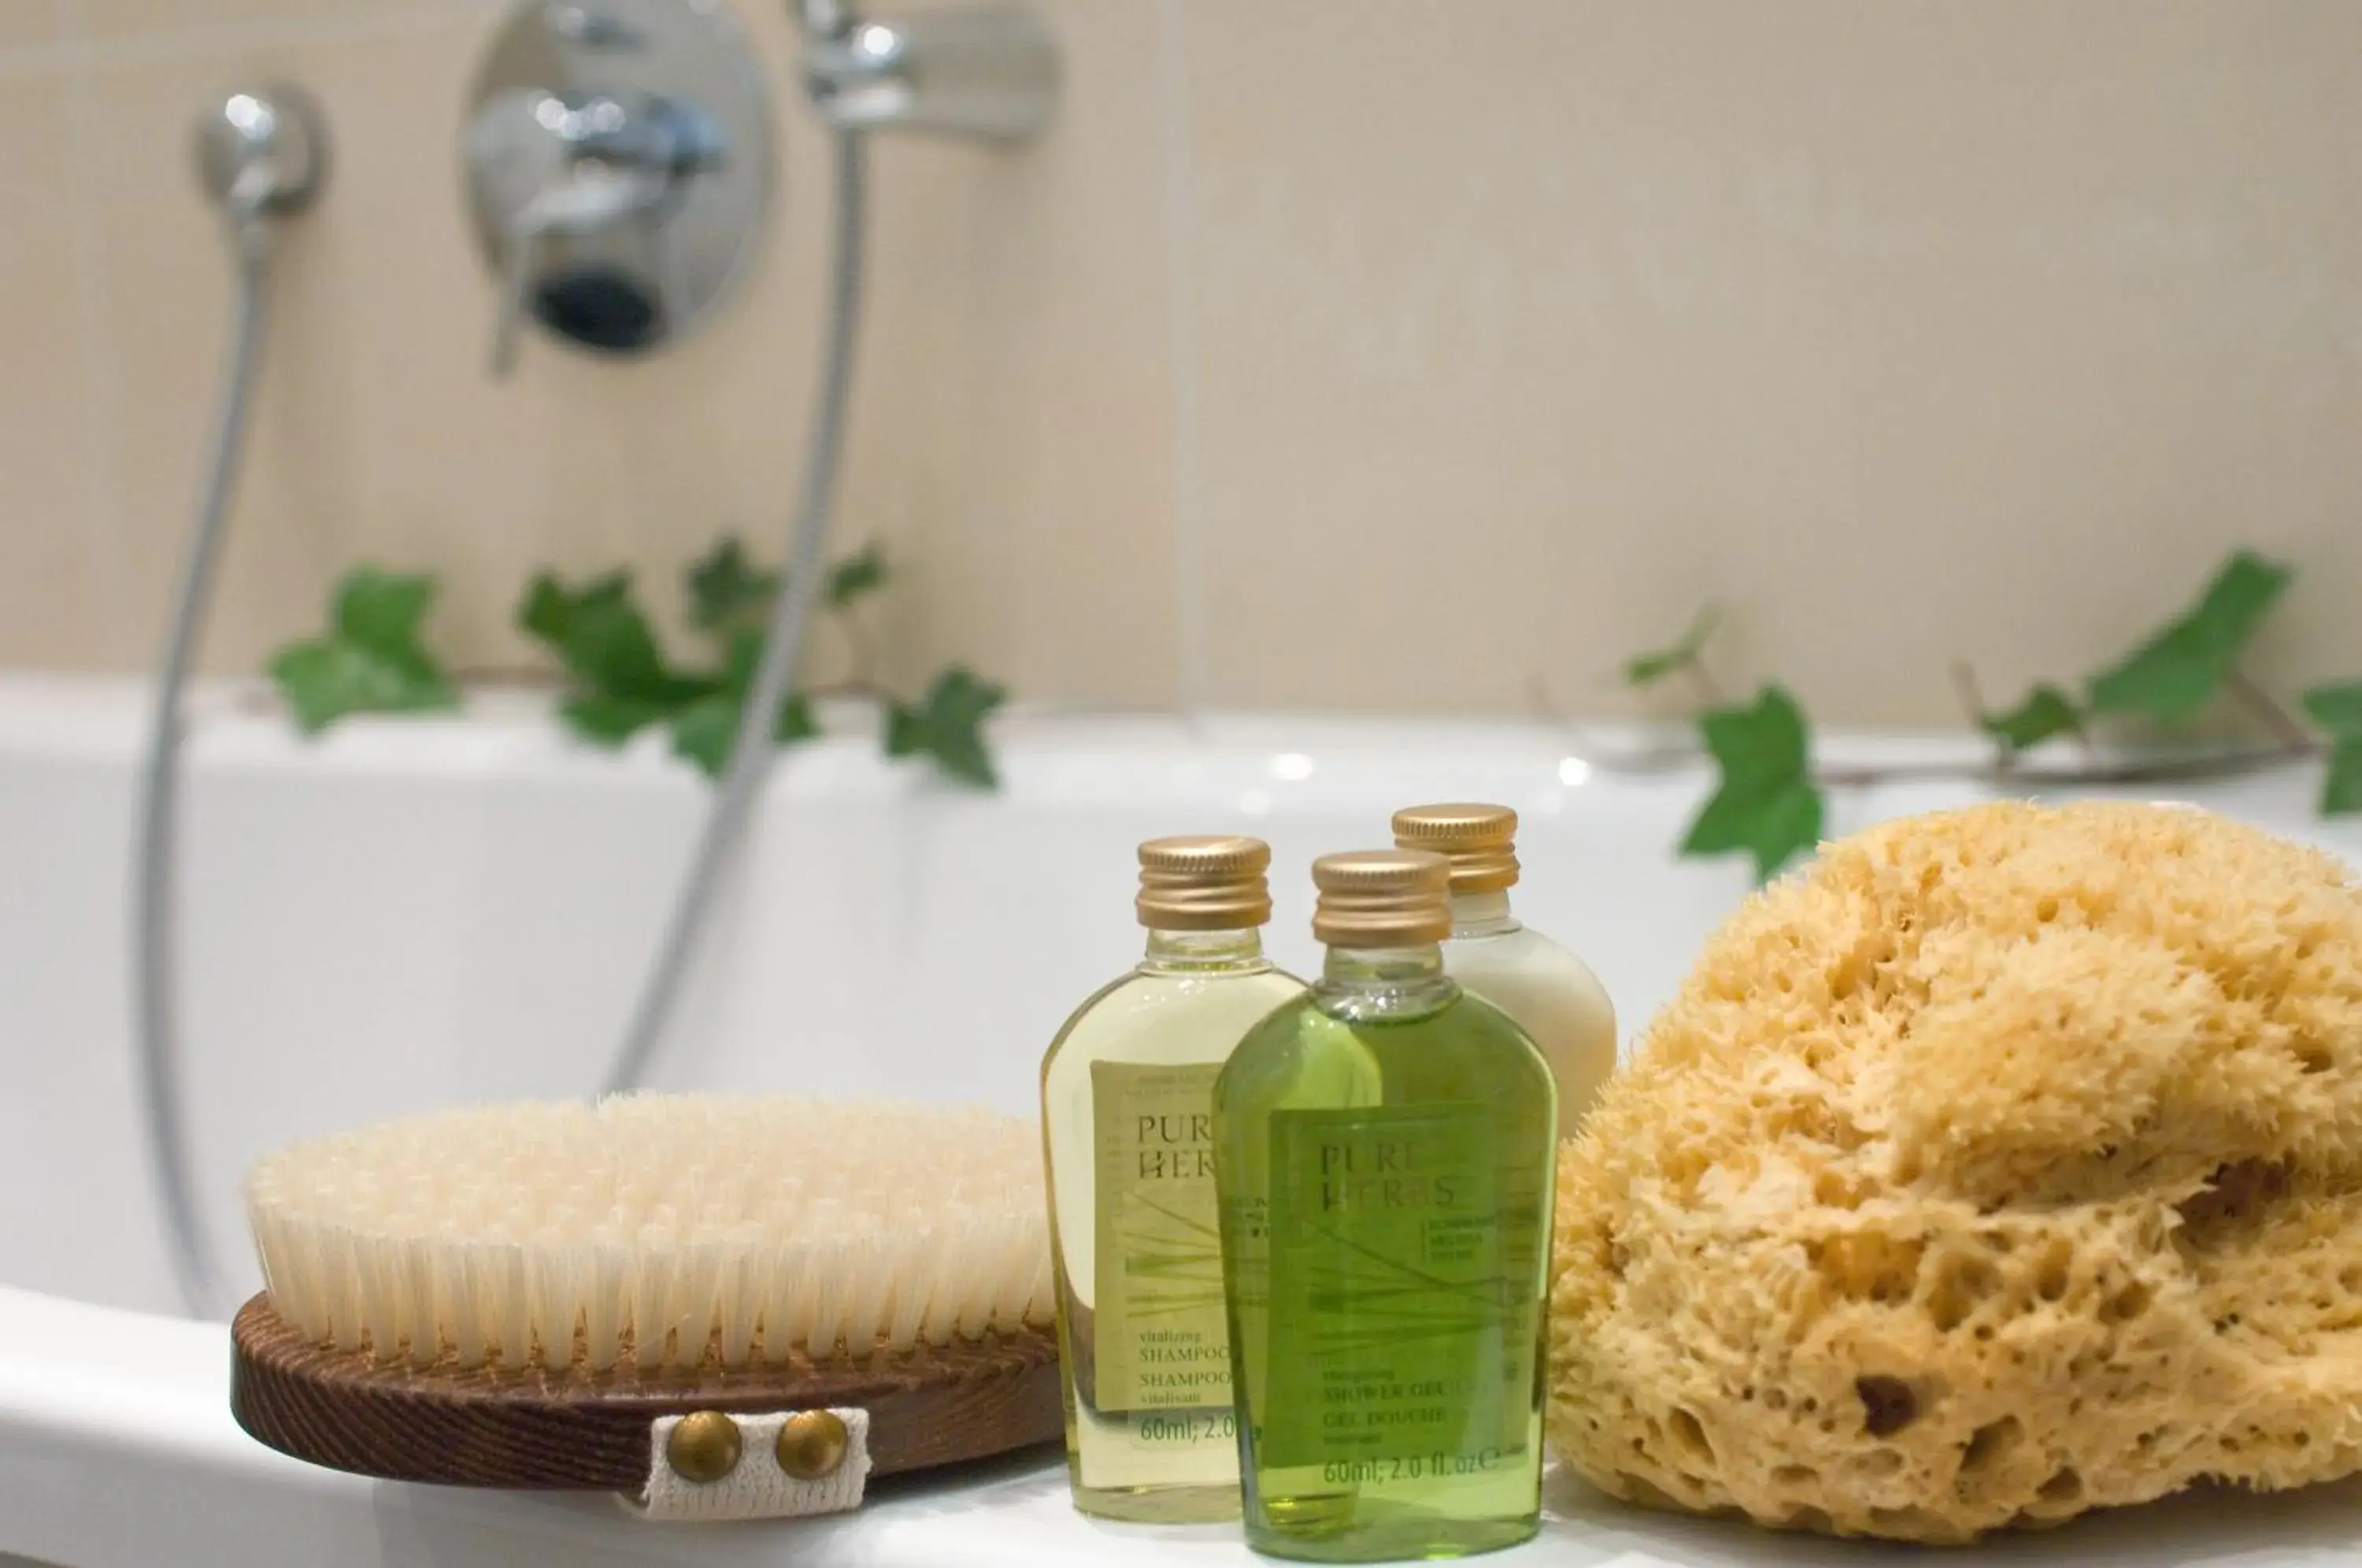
192 84 328 221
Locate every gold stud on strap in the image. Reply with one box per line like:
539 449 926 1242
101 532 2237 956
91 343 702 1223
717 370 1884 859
776 1409 852 1480
666 1409 743 1484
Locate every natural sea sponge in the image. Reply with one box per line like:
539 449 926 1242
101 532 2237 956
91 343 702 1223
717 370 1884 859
1548 801 2362 1543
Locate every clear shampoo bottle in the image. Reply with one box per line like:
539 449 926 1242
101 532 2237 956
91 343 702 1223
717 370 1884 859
1039 836 1305 1521
1214 849 1556 1561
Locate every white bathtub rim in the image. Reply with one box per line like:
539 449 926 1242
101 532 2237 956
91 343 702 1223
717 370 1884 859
0 669 2304 799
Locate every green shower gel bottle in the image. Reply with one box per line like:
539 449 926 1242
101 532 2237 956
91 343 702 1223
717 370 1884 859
1214 849 1556 1562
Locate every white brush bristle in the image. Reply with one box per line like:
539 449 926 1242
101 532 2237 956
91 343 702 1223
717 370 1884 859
245 1094 1054 1374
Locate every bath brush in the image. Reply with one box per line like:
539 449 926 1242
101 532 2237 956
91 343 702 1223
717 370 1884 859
231 1095 1059 1511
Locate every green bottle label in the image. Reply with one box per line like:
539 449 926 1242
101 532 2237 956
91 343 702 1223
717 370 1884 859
1090 1060 1231 1414
1261 1104 1530 1473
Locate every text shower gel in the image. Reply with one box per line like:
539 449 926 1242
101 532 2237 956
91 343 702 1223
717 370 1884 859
1215 849 1556 1561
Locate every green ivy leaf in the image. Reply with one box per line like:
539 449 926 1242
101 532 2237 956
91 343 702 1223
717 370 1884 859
2322 738 2362 817
886 666 1007 788
518 568 613 647
269 641 456 734
1623 605 1721 688
267 567 459 734
523 549 998 786
661 631 822 779
2301 682 2362 737
688 538 886 635
335 568 436 651
827 542 889 608
665 698 742 778
721 627 820 749
719 627 766 691
2085 550 2291 726
557 694 668 748
686 537 779 635
1980 682 2082 753
776 690 819 743
522 570 724 764
1679 684 1823 881
2301 682 2362 816
519 570 710 705
665 692 816 778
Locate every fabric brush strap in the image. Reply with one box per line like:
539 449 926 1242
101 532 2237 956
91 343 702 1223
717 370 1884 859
624 1407 872 1522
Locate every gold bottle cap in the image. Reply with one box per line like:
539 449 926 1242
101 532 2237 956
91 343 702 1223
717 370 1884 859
1391 802 1520 893
1136 835 1273 930
1311 849 1453 947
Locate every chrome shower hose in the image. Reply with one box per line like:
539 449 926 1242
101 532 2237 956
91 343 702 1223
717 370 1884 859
130 216 273 1319
598 128 867 1095
132 129 868 1318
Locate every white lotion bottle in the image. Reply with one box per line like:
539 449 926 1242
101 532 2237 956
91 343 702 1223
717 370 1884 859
1393 803 1616 1138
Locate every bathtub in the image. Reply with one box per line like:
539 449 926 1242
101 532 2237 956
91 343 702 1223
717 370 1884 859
0 672 2355 1567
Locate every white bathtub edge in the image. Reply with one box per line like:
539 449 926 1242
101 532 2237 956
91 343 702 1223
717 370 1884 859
0 1285 378 1566
0 1286 1216 1568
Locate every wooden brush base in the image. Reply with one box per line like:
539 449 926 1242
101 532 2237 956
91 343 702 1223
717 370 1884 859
229 1293 1062 1489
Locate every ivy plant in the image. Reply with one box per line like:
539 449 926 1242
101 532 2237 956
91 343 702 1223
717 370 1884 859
265 538 1008 787
1680 686 1822 882
2303 685 2362 815
268 568 459 733
1622 549 2356 881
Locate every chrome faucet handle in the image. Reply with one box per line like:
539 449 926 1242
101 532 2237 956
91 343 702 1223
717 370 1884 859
463 0 772 368
487 165 669 375
467 87 724 375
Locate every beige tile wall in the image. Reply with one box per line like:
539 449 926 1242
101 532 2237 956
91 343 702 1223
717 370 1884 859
2 0 2358 723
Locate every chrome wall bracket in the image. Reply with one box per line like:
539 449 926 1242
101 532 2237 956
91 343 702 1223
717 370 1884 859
804 7 1057 140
